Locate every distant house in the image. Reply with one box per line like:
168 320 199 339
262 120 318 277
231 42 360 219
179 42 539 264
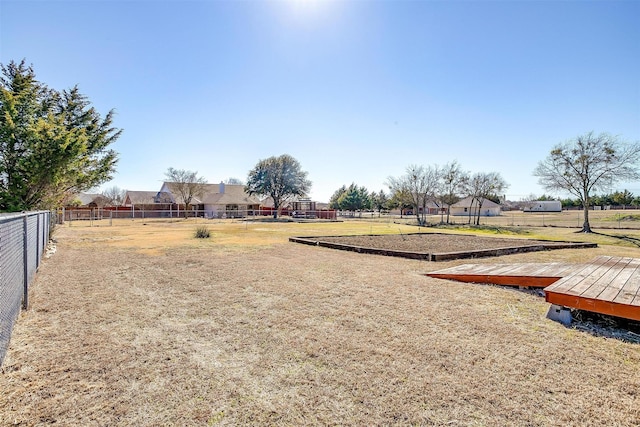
259 196 292 210
61 193 109 221
394 200 446 216
69 193 108 207
123 191 159 207
523 201 562 213
257 197 335 219
450 196 501 217
159 182 261 218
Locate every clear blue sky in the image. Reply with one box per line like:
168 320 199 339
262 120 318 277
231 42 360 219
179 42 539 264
1 0 639 202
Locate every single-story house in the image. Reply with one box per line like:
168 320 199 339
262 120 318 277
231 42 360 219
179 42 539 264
119 190 175 218
257 197 336 219
394 200 446 216
159 182 261 218
450 196 501 217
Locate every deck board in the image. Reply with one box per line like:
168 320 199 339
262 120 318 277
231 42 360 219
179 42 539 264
617 269 640 305
544 256 640 322
427 256 640 322
580 258 633 299
426 262 573 288
597 258 640 302
543 256 614 295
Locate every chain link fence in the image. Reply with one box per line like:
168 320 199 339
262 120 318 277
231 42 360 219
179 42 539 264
58 208 338 225
56 207 640 230
0 211 50 366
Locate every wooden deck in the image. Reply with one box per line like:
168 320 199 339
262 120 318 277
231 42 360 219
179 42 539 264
427 256 640 322
426 262 577 288
545 256 640 322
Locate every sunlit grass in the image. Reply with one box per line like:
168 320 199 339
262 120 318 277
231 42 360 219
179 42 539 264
8 212 640 426
56 218 423 253
602 213 640 222
55 211 640 253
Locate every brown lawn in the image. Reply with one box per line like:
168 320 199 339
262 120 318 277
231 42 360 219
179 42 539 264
1 219 639 426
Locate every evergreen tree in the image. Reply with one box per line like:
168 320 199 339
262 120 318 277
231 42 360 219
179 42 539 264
0 60 120 211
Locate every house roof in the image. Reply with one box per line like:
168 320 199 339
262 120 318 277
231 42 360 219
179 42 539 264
72 193 108 206
425 200 446 209
200 184 261 206
124 191 158 205
160 182 261 206
75 193 101 205
451 196 501 208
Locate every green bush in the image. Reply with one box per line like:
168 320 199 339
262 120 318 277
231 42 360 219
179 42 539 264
194 226 211 239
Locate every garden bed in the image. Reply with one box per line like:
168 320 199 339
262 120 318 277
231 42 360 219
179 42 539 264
290 233 597 261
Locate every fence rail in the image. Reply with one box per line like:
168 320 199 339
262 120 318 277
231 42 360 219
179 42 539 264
0 211 50 366
55 208 640 230
339 209 640 230
58 208 338 223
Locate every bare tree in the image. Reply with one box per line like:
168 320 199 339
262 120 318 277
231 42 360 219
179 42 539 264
387 164 440 226
101 185 126 206
164 168 208 217
466 172 508 225
533 132 640 232
439 161 468 224
225 177 244 185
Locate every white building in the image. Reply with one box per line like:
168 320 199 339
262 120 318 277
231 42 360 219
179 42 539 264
450 196 502 217
523 201 562 212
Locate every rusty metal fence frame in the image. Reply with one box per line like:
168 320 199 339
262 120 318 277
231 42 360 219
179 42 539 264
0 211 50 365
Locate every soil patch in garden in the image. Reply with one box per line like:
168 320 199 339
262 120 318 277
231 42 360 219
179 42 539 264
290 233 597 261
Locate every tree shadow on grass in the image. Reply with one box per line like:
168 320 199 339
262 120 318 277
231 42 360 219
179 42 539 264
591 231 640 248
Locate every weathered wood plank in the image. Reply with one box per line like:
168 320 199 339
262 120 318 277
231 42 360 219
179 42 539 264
615 267 640 305
529 263 576 278
543 256 614 295
430 262 570 277
426 273 559 288
502 263 554 275
480 264 529 275
581 258 634 300
429 256 640 321
597 258 640 302
430 263 508 275
426 262 570 288
544 256 640 321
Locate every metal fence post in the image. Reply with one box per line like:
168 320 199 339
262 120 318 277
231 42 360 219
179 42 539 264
22 214 29 310
36 213 41 269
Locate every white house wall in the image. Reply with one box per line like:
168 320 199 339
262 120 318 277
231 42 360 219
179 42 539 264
523 201 562 212
204 204 253 218
203 204 220 218
450 207 501 217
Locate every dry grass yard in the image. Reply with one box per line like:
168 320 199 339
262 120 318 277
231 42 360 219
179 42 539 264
1 217 640 426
